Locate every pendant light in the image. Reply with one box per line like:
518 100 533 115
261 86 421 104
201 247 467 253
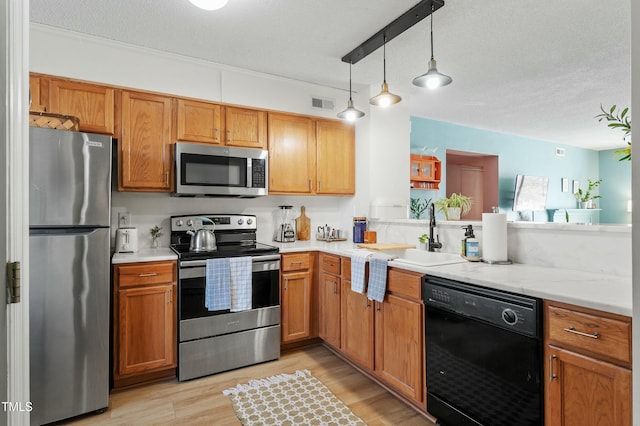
413 4 452 89
337 63 365 122
369 35 401 107
189 0 228 11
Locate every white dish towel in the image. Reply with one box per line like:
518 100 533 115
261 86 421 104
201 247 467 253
205 258 231 311
350 251 373 294
229 256 252 312
367 255 389 303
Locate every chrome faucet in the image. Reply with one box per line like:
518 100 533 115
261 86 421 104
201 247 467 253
428 203 442 252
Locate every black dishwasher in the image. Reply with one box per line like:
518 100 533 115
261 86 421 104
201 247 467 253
423 276 542 426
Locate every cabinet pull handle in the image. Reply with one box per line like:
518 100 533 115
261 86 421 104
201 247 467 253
139 273 158 277
226 130 231 142
333 281 337 294
284 278 288 291
164 171 169 185
318 181 322 192
215 128 220 141
376 303 381 312
549 354 557 382
366 299 371 308
563 326 600 339
308 179 312 191
290 261 303 265
168 288 172 304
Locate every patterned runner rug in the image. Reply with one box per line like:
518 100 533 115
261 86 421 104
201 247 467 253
223 369 366 425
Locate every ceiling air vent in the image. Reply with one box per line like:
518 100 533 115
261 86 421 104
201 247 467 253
555 147 566 157
311 97 334 110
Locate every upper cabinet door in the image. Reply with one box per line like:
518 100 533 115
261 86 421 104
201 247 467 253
119 90 173 192
225 106 267 149
176 99 222 144
48 79 115 135
268 113 315 194
316 120 355 195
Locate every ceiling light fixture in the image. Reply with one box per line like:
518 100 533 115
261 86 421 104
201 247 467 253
188 0 228 11
337 63 365 122
413 4 452 89
369 35 401 108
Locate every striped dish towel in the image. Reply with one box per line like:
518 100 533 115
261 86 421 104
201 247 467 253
229 256 252 312
367 256 389 303
205 258 231 311
351 251 373 294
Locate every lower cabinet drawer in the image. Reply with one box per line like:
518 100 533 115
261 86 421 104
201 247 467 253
281 253 310 272
117 261 176 287
547 304 631 364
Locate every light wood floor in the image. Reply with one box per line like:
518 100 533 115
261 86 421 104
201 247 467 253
61 345 435 425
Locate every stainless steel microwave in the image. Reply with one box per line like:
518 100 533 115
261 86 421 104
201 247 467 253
173 142 268 197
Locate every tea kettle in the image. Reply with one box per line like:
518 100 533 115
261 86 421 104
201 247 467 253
187 218 217 252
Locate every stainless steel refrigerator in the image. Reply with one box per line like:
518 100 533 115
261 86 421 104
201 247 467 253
29 127 111 425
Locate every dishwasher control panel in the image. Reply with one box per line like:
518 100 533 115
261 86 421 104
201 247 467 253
423 276 540 338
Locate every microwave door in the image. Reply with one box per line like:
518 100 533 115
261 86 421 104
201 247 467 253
173 142 268 197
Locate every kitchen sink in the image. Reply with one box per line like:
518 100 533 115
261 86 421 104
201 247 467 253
391 249 467 267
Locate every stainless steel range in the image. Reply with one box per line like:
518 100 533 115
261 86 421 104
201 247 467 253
170 214 280 381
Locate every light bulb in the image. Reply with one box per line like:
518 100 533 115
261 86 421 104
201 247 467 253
426 78 440 90
189 0 228 11
345 110 357 122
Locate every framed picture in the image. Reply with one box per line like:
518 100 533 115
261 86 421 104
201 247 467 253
561 178 569 193
572 180 580 194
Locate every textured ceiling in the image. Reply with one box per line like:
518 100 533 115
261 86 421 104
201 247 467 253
30 0 631 150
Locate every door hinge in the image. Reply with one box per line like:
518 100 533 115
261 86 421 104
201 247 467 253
6 261 21 304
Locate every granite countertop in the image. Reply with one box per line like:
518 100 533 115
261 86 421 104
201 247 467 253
112 247 178 264
116 241 631 317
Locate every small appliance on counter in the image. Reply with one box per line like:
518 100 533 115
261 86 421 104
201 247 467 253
274 205 296 242
115 227 139 253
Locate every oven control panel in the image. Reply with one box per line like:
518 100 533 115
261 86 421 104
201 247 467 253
171 214 257 232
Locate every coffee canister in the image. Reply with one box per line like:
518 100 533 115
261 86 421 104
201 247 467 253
353 217 367 243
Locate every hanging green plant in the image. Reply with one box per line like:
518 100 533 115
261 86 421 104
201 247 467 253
595 104 631 161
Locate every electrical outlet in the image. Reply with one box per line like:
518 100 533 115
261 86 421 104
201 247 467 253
118 212 131 228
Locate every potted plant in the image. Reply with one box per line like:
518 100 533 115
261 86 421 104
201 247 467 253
150 225 163 248
418 233 429 250
596 105 631 161
410 197 431 219
434 193 473 220
575 179 602 208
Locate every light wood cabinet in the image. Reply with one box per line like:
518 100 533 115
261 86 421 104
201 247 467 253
410 154 441 190
118 90 173 192
175 98 222 144
281 253 313 343
268 113 315 194
225 106 267 149
341 278 374 370
29 74 115 134
113 261 177 389
268 113 355 195
316 119 355 195
374 268 424 404
318 254 342 348
544 300 632 426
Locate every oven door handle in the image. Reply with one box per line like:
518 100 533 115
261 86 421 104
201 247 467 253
180 254 280 268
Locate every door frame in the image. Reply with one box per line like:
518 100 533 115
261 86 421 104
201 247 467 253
2 0 30 424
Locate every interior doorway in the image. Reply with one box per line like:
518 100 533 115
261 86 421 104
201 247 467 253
446 150 499 220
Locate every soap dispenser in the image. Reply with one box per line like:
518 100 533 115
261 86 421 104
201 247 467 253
462 225 479 260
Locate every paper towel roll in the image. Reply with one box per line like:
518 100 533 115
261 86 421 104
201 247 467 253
482 213 508 262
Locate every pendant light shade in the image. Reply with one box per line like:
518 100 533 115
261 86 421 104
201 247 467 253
413 5 452 89
338 63 365 122
370 36 401 107
189 0 228 11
